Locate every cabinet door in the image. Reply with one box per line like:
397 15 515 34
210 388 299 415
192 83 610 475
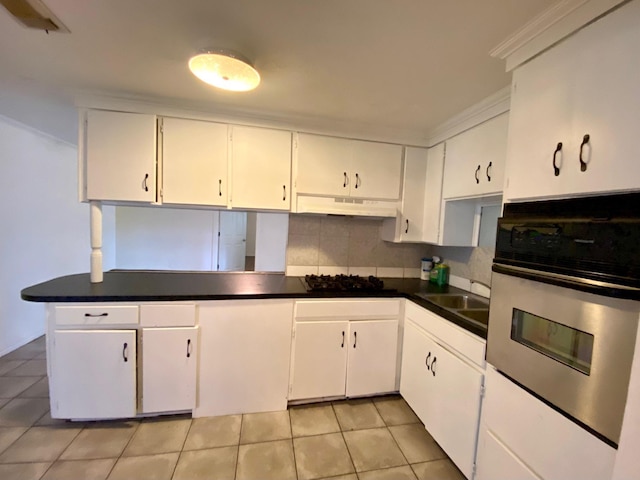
196 300 294 417
504 43 574 201
85 110 157 202
423 143 445 244
427 336 483 479
570 1 640 197
52 330 137 419
346 319 398 397
443 113 509 199
399 321 437 425
231 126 292 210
160 117 228 206
399 147 428 242
400 321 483 479
296 133 353 196
141 327 197 414
350 140 403 200
476 428 542 480
289 321 349 400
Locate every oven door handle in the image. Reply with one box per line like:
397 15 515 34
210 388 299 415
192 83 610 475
492 263 640 300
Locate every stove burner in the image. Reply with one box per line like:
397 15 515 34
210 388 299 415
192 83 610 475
304 274 387 292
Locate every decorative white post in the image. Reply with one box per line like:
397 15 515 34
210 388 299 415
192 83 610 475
90 200 103 283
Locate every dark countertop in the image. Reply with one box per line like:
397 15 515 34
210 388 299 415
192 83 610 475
21 271 487 338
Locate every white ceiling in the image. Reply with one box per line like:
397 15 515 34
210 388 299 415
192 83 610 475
0 0 558 145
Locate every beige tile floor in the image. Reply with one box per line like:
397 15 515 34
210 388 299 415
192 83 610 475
0 336 465 480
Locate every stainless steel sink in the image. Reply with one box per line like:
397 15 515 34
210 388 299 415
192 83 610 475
414 293 490 330
457 309 490 326
416 294 488 310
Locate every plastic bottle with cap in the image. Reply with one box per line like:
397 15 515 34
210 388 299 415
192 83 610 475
420 258 433 281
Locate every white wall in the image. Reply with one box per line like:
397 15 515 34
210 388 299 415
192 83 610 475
246 211 257 256
115 206 219 270
255 213 288 272
0 116 88 356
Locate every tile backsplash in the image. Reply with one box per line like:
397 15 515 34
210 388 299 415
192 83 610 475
286 214 496 284
424 245 495 287
286 215 430 277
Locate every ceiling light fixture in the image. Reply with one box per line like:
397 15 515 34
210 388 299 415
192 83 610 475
188 49 260 92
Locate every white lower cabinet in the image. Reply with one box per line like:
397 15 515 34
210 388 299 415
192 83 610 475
195 300 294 417
51 329 137 419
49 303 197 420
289 299 400 401
289 321 349 399
141 327 198 414
475 428 541 480
290 319 399 400
346 319 399 397
400 320 483 479
476 366 616 480
400 301 486 479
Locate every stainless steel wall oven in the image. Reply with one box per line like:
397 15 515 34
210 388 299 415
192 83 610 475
487 192 640 448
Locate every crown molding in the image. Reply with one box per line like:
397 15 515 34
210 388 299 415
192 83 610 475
73 91 431 147
426 86 511 147
0 112 76 147
491 0 627 71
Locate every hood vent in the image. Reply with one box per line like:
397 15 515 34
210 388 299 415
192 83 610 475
0 0 69 32
295 194 398 218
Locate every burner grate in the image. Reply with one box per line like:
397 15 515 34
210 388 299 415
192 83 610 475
304 274 386 292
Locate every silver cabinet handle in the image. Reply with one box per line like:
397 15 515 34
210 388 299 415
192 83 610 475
341 331 345 348
355 173 360 189
474 165 480 184
431 356 437 376
186 339 192 358
122 343 128 362
343 172 348 188
219 179 222 196
142 173 149 192
353 331 357 348
84 312 108 317
405 219 409 234
486 161 492 181
283 185 286 201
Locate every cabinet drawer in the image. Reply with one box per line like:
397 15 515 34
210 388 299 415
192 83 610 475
140 304 196 327
295 299 400 319
55 305 139 326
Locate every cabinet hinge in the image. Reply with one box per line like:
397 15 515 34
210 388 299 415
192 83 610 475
218 231 221 237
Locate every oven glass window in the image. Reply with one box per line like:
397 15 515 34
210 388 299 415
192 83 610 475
511 309 594 375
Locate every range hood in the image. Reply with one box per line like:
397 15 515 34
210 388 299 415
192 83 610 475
295 194 398 217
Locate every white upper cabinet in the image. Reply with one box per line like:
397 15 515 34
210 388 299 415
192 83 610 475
423 143 445 244
350 140 403 199
380 146 428 243
296 133 403 200
504 0 640 201
159 117 228 206
230 125 292 211
84 110 157 203
296 134 352 197
442 112 509 200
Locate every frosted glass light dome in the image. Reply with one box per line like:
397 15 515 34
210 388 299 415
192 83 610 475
188 49 260 92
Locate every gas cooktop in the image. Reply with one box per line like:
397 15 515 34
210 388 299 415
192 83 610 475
302 274 393 292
